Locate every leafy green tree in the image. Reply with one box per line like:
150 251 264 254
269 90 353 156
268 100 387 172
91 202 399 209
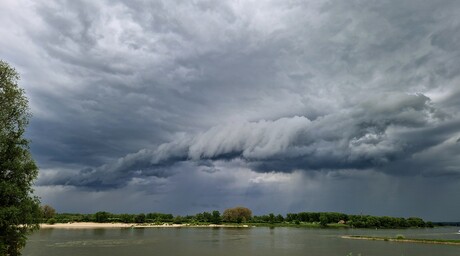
286 213 298 222
173 215 183 224
211 210 221 224
275 214 284 223
407 217 425 227
425 221 434 228
134 213 146 223
46 218 56 225
365 216 379 228
120 214 134 223
319 214 328 227
298 212 309 222
94 211 111 223
202 211 212 222
0 60 41 256
150 213 173 222
268 213 275 224
194 213 204 222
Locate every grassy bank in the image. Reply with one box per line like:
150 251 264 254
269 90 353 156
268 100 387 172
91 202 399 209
342 235 460 246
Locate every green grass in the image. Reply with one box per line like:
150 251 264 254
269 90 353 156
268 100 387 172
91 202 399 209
343 235 460 245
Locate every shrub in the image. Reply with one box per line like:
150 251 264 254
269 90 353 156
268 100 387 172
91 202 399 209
396 234 405 240
173 216 183 224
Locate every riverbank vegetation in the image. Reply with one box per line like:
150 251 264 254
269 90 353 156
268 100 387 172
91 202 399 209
342 235 460 246
41 205 434 229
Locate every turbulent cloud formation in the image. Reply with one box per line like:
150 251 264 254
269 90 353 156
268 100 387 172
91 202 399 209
37 92 455 188
1 0 460 220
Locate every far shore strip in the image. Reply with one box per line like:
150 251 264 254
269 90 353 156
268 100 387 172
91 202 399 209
341 235 460 246
40 222 250 229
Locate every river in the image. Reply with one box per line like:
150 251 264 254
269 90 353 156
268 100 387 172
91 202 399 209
22 226 460 256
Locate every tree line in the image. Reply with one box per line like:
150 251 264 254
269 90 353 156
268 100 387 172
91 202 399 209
284 212 433 228
41 205 433 228
42 206 248 225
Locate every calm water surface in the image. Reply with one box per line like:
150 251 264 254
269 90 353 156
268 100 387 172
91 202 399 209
22 226 460 256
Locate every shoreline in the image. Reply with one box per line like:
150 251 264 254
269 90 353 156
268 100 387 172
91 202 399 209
341 235 460 246
40 222 250 229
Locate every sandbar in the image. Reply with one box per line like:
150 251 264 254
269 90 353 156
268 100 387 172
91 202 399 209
341 235 460 246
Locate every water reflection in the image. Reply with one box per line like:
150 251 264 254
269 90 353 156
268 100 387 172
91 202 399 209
133 228 145 236
92 229 106 236
23 227 460 256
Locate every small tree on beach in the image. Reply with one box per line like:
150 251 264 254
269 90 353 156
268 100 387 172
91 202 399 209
41 205 56 220
222 206 252 223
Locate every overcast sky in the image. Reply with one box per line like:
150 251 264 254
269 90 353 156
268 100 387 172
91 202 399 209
1 0 460 221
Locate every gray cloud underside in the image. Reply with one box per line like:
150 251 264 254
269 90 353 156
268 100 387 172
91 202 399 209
1 0 460 192
38 92 460 189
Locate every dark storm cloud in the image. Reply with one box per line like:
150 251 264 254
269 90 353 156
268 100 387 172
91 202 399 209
36 148 178 189
1 0 460 217
20 0 296 167
17 0 460 184
37 92 459 189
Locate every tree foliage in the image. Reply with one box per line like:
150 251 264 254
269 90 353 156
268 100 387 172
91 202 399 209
284 211 429 228
94 211 111 223
319 214 328 227
134 213 146 223
41 205 56 220
0 60 41 255
222 206 252 223
211 210 222 224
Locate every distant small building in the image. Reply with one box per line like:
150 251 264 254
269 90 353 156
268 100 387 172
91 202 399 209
338 220 346 224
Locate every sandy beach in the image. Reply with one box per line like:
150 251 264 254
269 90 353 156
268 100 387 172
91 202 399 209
40 222 250 229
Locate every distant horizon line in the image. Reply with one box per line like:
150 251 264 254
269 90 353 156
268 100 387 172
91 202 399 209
47 209 460 222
